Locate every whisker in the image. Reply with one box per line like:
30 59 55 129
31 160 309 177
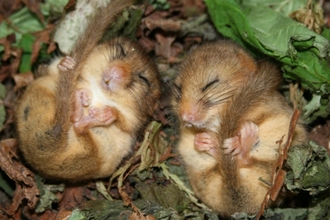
211 95 233 106
128 86 144 112
166 81 181 99
128 84 155 116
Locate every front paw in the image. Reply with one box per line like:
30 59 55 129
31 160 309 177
89 106 117 126
72 89 92 123
194 132 219 158
223 121 259 166
73 106 117 134
58 56 76 72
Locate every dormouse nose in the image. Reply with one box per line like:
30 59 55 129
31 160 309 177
180 104 200 124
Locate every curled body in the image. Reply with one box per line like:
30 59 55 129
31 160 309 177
15 0 160 181
172 40 307 217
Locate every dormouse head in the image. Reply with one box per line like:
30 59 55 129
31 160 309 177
83 37 161 121
172 40 257 131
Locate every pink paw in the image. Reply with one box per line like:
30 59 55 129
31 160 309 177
79 90 91 107
73 106 117 134
223 121 259 166
58 56 76 72
194 132 218 157
72 89 92 123
88 106 116 126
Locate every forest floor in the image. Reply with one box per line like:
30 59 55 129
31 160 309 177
1 0 330 219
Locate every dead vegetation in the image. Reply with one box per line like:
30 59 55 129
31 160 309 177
1 0 330 219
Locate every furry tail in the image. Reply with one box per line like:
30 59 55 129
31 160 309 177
71 0 136 66
54 0 135 132
217 60 283 212
221 60 282 139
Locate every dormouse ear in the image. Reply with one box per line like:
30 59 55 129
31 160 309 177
35 64 49 78
236 51 257 76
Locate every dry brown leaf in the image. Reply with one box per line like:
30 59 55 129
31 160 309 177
183 0 205 9
54 209 72 220
22 208 72 220
155 33 175 60
181 0 206 17
144 4 155 16
21 0 44 23
4 168 39 216
0 36 19 82
47 41 57 54
0 0 23 20
0 64 11 82
0 34 16 61
1 139 18 160
58 185 85 211
145 0 201 20
31 25 56 63
22 209 52 220
145 215 157 220
168 42 184 63
119 187 145 218
158 146 177 163
138 36 155 53
0 142 34 186
144 18 181 32
129 212 155 220
0 212 10 220
64 0 76 10
9 48 23 77
0 140 39 217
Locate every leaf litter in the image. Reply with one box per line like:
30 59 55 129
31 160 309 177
0 0 330 219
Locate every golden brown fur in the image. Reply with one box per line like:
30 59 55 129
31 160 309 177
15 0 161 181
172 40 307 218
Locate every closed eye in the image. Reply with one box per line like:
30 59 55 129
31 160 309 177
113 43 126 59
202 79 219 92
138 73 150 87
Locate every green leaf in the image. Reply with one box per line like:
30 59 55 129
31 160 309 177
136 180 190 213
0 170 14 197
204 0 262 49
35 175 65 213
67 209 87 220
35 188 59 213
0 106 5 130
263 208 308 220
122 8 144 39
148 0 170 10
308 192 330 219
40 0 68 17
17 34 36 73
322 28 330 41
240 0 307 16
204 0 330 121
285 142 330 195
0 83 6 129
302 94 330 122
0 82 6 104
0 7 44 51
17 34 35 52
19 53 32 73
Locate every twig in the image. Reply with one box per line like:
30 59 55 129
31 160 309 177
256 109 301 219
